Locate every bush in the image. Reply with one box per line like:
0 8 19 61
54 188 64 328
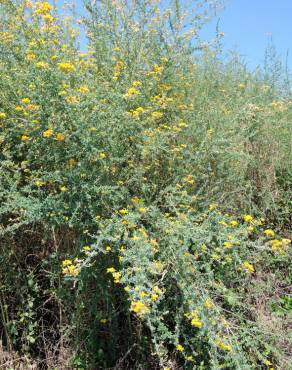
0 0 291 368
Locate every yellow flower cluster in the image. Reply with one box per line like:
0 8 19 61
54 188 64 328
79 85 89 94
35 1 53 15
176 344 184 352
21 135 29 141
113 60 124 80
190 310 203 328
216 338 232 351
35 180 45 188
62 259 80 277
43 128 54 138
99 152 107 160
36 61 48 69
149 64 164 76
242 261 255 273
230 220 238 227
106 267 121 283
151 111 163 119
243 214 253 222
270 238 291 253
204 299 213 308
127 106 146 119
130 300 150 317
223 241 232 249
124 86 140 99
57 62 75 73
264 229 275 238
55 133 65 141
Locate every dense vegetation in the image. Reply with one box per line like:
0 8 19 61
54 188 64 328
0 0 291 369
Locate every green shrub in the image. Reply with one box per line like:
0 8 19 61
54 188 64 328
0 0 291 368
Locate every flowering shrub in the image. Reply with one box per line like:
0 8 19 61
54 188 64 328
0 0 291 368
67 205 290 368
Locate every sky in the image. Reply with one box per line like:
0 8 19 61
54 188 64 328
69 0 292 70
199 0 292 69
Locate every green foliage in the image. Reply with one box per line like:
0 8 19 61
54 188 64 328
0 0 291 369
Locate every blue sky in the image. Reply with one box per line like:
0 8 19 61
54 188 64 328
200 0 292 69
70 0 292 70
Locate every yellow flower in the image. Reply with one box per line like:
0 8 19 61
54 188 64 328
209 203 218 211
130 301 150 316
35 180 44 188
138 207 147 214
230 220 238 227
60 186 68 192
55 133 65 141
270 101 280 108
35 1 53 14
153 261 164 272
132 80 141 87
43 128 54 138
178 122 188 128
21 98 31 104
270 239 283 250
152 65 164 74
36 61 48 69
112 271 121 283
191 318 203 328
15 106 22 111
0 112 6 119
62 263 80 277
62 259 72 267
223 241 232 249
99 152 107 159
26 53 36 61
43 14 53 22
243 214 253 222
62 259 80 277
21 135 29 141
119 208 128 215
57 62 75 73
79 85 89 93
264 229 275 238
106 267 116 273
242 261 254 273
151 293 158 301
151 111 163 119
100 319 107 324
124 87 140 98
204 299 213 308
216 339 232 351
129 106 146 118
58 90 67 97
176 344 184 352
238 83 245 89
83 246 91 251
65 96 79 104
207 128 214 137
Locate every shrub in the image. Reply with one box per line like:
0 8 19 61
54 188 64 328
0 0 291 368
